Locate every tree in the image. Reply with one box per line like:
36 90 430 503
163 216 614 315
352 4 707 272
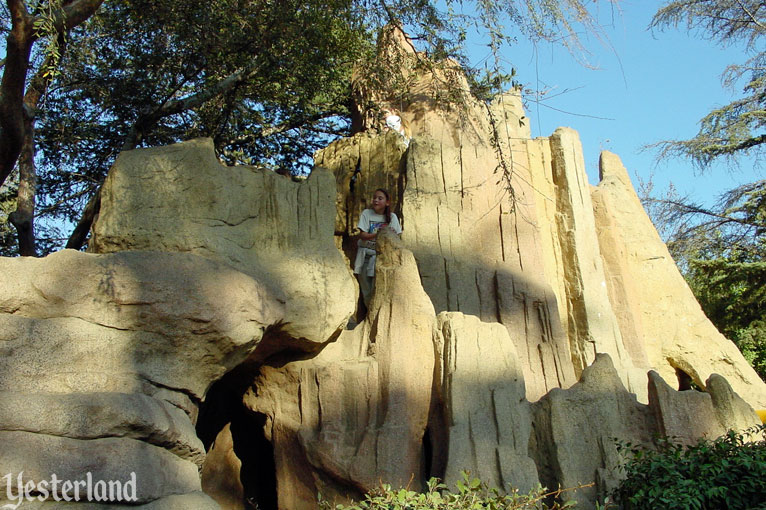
651 0 765 168
1 0 618 256
0 0 105 255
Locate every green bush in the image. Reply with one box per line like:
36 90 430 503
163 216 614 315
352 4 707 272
611 426 766 510
319 472 584 510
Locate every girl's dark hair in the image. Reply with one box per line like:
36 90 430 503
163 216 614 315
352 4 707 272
375 188 392 224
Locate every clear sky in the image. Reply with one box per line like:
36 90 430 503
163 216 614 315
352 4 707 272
468 0 764 208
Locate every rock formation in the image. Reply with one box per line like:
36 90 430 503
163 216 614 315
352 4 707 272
1 28 765 510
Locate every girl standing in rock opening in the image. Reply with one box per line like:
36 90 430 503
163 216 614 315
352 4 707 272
354 188 402 309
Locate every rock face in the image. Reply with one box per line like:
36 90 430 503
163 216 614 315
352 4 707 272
592 151 766 407
91 137 355 345
0 144 356 509
1 29 765 510
436 312 539 494
319 35 766 409
243 230 437 508
0 250 285 508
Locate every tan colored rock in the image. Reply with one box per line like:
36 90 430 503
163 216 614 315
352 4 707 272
321 122 577 402
0 392 204 467
200 424 245 510
0 245 324 508
707 373 763 432
244 229 437 508
0 249 286 400
0 432 201 504
593 151 766 408
647 371 725 444
437 312 539 493
531 354 656 509
549 129 632 382
10 492 220 509
648 371 761 445
91 137 355 344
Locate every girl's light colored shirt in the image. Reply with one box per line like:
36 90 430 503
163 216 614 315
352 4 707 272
354 209 402 275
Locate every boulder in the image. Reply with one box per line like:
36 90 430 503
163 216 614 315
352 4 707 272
437 312 539 493
90 137 355 344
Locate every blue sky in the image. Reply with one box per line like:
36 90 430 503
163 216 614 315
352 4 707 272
467 0 764 208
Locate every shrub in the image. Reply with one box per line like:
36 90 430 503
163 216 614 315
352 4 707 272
319 472 584 509
611 426 766 510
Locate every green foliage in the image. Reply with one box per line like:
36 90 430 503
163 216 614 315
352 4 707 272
319 472 584 510
612 427 766 510
675 181 766 380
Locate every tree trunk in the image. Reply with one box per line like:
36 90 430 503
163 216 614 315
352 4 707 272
66 189 100 251
9 116 36 256
0 0 105 188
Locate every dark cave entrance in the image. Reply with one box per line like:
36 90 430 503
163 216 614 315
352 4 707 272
197 368 278 510
674 366 702 392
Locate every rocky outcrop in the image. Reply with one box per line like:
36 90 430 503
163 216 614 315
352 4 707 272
592 151 766 407
91 137 355 345
0 141 357 508
0 250 286 507
531 354 655 508
242 229 438 508
320 44 766 409
436 312 539 493
1 28 765 510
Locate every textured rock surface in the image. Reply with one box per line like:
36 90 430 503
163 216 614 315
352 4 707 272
437 312 539 493
2 31 766 510
0 242 346 507
8 493 220 509
592 151 766 408
243 229 437 509
0 249 285 399
648 370 761 445
91 137 355 344
531 354 655 509
200 424 245 510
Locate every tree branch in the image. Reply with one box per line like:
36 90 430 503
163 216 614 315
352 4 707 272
121 60 266 150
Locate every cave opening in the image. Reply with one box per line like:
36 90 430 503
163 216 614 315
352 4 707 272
197 367 278 510
674 367 702 391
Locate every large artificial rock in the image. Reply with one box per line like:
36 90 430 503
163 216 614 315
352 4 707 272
242 229 438 509
0 249 287 400
648 370 761 445
0 392 204 466
436 312 539 493
0 248 303 507
592 151 766 408
0 432 201 504
549 129 630 380
2 27 766 510
0 150 357 507
90 137 355 344
531 354 654 509
8 493 220 510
